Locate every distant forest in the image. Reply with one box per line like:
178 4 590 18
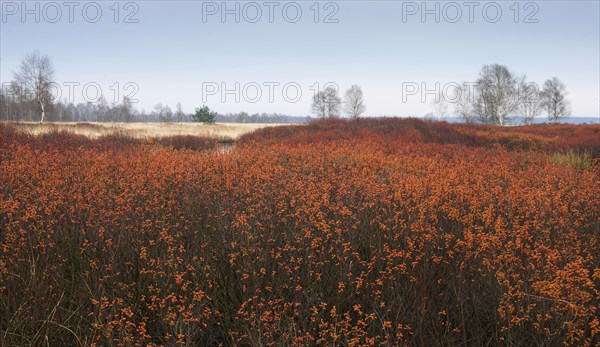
0 91 307 123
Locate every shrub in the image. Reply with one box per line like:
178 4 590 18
1 119 598 345
192 105 217 124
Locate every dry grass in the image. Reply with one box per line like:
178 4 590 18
6 122 283 141
549 150 593 171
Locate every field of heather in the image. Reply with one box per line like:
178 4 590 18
0 119 598 346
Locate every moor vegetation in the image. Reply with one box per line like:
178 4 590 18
0 119 599 346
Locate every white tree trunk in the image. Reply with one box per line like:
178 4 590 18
39 99 46 123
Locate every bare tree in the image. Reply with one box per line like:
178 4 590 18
1 81 37 121
164 105 173 122
97 96 109 122
473 64 520 125
311 86 341 118
430 90 448 121
343 85 366 118
175 102 185 123
118 96 134 122
13 51 55 123
540 77 570 123
153 103 165 122
453 83 476 123
518 77 542 125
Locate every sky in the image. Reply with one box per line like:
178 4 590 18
1 0 599 117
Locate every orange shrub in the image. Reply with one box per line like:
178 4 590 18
0 119 598 346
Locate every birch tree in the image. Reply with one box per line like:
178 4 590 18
13 51 55 123
518 77 543 125
473 64 520 125
343 85 366 118
453 83 476 123
312 86 341 118
540 77 570 123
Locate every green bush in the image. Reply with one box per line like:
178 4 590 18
192 105 217 123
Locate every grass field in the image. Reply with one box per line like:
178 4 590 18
1 119 599 346
7 122 283 141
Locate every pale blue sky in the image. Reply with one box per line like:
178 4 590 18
1 0 599 117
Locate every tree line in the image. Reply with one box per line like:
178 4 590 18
311 64 571 125
451 64 571 125
311 84 367 119
0 52 297 124
1 52 571 125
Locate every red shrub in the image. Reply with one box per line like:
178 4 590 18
1 119 598 345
